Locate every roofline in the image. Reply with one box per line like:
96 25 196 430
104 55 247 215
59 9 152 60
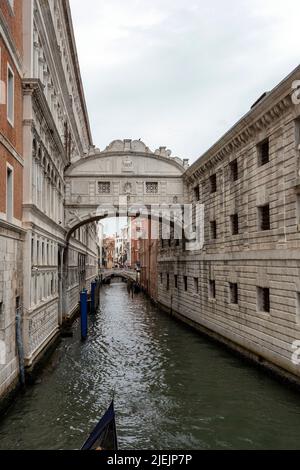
65 150 186 176
62 0 93 146
185 64 300 179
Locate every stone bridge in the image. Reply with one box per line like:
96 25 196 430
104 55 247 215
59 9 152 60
100 268 137 283
64 139 188 239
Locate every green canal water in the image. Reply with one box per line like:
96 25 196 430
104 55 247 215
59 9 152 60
0 280 300 450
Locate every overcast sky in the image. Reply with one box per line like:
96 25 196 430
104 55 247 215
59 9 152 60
70 0 300 164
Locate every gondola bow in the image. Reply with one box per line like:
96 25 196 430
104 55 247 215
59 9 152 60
81 401 118 450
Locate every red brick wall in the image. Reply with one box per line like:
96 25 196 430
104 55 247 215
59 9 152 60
0 0 23 54
0 0 23 221
0 145 22 220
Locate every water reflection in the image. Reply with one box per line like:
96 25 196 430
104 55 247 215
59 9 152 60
0 280 300 449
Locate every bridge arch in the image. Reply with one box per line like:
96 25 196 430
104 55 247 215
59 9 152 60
61 140 189 320
64 139 188 235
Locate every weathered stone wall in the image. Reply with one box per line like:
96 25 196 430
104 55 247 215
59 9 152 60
0 224 23 399
158 65 300 381
0 0 24 403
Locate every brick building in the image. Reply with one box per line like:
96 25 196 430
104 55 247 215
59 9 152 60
0 0 24 401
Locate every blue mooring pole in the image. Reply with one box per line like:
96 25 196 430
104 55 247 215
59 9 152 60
80 289 88 341
91 281 96 314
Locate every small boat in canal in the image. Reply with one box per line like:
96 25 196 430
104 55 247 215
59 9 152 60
81 401 118 450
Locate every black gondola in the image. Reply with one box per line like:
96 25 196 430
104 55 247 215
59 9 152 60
81 401 118 450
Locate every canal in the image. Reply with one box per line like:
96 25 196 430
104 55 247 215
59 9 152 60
1 280 300 450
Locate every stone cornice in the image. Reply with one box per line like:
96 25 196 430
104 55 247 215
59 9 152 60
0 9 22 74
22 203 66 236
184 65 300 185
0 131 24 166
61 0 93 146
36 0 92 156
22 78 68 165
0 219 26 236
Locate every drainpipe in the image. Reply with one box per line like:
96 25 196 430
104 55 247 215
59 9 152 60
16 306 25 388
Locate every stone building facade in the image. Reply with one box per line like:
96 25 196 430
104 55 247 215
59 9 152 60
0 0 25 402
21 0 99 368
139 218 158 302
157 65 300 383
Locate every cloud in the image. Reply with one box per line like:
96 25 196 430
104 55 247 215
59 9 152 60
70 0 300 162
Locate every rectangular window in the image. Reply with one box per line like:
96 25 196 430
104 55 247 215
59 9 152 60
166 274 170 291
210 220 217 240
146 182 158 194
231 213 239 235
184 276 188 292
297 293 300 325
295 118 300 148
174 275 178 289
297 194 300 228
7 64 14 125
209 174 217 194
209 280 216 299
194 278 199 294
160 273 163 284
98 182 111 194
194 185 200 201
230 159 238 182
258 138 270 166
258 204 270 231
6 165 13 221
257 287 270 313
229 283 238 305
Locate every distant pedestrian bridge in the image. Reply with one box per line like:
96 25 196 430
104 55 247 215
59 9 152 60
100 268 137 283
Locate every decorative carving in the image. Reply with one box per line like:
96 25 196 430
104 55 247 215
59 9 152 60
122 157 135 173
123 182 132 194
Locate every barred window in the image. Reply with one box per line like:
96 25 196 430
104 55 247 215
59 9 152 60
230 159 238 182
98 182 111 194
258 204 270 231
209 174 217 194
257 287 270 313
146 182 158 194
258 139 269 166
194 185 200 201
210 220 217 240
229 283 238 305
231 214 239 235
209 280 216 299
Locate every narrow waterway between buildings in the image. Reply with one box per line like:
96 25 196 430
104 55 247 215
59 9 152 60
1 280 300 450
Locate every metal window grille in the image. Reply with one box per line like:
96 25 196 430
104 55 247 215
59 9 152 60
146 182 158 194
230 159 238 181
258 139 269 166
231 214 239 235
259 204 270 231
210 220 217 239
257 287 270 313
209 280 216 299
210 174 217 194
98 182 111 194
230 283 238 304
